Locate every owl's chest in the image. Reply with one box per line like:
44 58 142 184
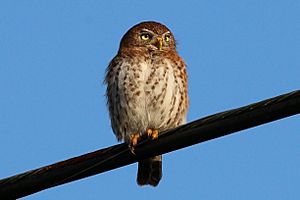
138 60 174 90
118 58 180 108
116 57 184 130
136 60 178 108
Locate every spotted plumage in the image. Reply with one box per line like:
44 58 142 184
105 21 188 186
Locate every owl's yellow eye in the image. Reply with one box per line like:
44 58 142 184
140 33 151 40
165 35 170 42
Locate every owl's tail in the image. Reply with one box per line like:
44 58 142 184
137 155 162 187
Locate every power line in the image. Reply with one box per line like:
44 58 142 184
0 90 299 199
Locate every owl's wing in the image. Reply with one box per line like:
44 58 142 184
105 57 124 141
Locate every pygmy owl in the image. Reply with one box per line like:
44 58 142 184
105 21 188 186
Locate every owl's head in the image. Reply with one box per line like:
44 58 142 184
119 21 176 51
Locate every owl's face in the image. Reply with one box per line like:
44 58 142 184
119 21 176 52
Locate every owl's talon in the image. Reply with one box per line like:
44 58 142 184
147 128 159 140
151 130 159 140
147 128 153 137
129 145 136 155
129 133 140 155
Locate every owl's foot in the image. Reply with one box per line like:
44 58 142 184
147 128 159 140
129 130 158 154
129 133 140 155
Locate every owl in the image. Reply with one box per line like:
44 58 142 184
105 21 188 186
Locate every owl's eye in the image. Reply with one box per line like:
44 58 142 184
165 35 171 42
140 33 151 41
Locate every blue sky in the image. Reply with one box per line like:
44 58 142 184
0 1 299 199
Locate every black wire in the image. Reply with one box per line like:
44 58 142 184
0 90 299 199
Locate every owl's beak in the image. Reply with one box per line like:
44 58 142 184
156 37 163 50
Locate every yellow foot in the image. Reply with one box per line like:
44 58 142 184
129 133 140 155
147 128 159 140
